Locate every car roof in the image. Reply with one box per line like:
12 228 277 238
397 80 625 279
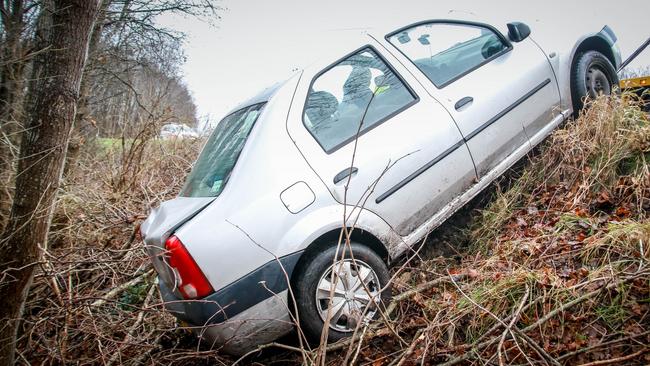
300 11 507 70
371 11 485 36
223 77 293 119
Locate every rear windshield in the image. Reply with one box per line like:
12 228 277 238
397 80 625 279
180 103 264 197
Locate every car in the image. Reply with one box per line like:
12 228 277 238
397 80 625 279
160 123 199 139
140 14 621 354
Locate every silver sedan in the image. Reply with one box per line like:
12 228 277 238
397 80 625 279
141 14 620 354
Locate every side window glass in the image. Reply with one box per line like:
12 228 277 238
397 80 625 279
387 23 509 87
303 48 416 152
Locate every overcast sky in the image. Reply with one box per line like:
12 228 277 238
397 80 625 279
159 0 649 127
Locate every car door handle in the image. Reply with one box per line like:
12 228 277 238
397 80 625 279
333 167 358 184
455 96 473 110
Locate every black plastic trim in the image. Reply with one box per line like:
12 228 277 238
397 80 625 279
464 78 551 141
454 96 473 110
333 167 358 184
600 25 617 45
301 45 420 155
375 139 464 204
385 19 514 89
159 251 303 325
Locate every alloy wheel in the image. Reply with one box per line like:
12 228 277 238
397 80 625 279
315 258 381 332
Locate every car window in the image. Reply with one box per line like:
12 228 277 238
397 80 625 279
387 22 509 87
303 48 416 152
180 103 264 197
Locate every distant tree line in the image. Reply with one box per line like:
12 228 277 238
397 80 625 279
0 0 213 169
77 0 203 139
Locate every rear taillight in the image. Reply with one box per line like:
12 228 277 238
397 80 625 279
164 235 214 299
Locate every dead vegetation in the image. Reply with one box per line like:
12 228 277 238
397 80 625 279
361 95 650 365
8 95 650 365
14 135 204 364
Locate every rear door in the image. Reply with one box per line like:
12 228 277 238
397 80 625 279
286 42 476 236
384 21 561 177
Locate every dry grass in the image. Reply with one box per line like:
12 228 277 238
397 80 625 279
333 95 650 365
14 137 210 365
6 95 650 365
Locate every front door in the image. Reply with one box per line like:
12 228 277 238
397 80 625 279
286 42 476 236
384 21 561 177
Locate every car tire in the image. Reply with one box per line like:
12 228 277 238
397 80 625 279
293 242 391 343
571 50 618 115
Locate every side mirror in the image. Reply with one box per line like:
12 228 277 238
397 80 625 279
507 22 531 43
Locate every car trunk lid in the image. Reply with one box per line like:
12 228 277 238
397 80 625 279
140 197 214 286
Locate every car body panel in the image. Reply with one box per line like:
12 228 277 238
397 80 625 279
141 196 214 287
524 25 621 112
170 73 312 290
378 22 561 178
399 110 566 252
196 290 293 355
159 281 293 355
142 14 622 354
275 203 403 258
157 254 300 326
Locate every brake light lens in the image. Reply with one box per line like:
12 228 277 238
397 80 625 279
164 235 214 299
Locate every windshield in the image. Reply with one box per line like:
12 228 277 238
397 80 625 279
180 103 265 197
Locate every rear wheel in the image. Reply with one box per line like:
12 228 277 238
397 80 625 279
571 50 618 115
293 242 391 342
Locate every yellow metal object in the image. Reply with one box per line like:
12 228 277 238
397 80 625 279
620 76 650 89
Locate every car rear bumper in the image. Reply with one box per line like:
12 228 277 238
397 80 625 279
159 279 294 355
156 251 302 355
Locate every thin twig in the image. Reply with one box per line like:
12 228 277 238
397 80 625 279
90 269 153 307
498 285 530 366
576 347 649 366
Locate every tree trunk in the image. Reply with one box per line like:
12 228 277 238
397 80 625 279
23 0 55 114
0 0 28 173
65 0 111 178
0 1 100 364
